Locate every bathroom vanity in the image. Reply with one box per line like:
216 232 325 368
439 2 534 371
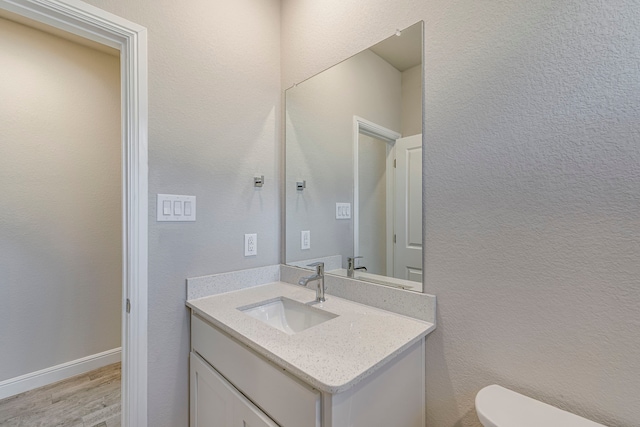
187 20 433 425
187 281 434 427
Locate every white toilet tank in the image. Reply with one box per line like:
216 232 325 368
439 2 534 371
475 385 606 427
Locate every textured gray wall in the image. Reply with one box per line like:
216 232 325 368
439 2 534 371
283 1 640 426
0 18 121 381
81 1 282 425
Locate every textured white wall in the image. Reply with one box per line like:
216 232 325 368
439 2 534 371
285 49 401 266
283 1 640 426
0 18 121 380
79 1 282 425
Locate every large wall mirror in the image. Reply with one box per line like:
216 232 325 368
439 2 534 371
285 21 424 292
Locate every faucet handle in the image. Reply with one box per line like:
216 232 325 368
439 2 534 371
307 261 324 274
347 256 363 261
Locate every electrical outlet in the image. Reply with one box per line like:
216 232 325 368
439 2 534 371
244 233 257 256
301 230 310 250
336 203 351 219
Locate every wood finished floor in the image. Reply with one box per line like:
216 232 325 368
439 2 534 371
0 363 121 427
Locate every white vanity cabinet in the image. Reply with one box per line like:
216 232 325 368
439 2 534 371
191 352 278 427
191 313 321 427
190 312 426 427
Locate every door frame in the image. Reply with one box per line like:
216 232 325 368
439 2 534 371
352 116 401 274
0 1 149 426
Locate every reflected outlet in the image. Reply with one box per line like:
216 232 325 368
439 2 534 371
301 230 310 250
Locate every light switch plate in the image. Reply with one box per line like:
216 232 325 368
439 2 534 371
245 233 257 256
336 203 351 219
301 230 310 250
157 194 196 222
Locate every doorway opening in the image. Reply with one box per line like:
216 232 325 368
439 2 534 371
0 1 148 426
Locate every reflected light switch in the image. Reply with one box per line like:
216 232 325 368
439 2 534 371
173 201 182 215
184 201 192 216
336 203 351 219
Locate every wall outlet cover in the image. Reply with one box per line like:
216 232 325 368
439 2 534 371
244 233 257 256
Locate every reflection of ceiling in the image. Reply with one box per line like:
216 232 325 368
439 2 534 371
369 22 422 72
0 9 119 57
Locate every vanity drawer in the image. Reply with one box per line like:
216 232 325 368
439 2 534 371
191 313 321 427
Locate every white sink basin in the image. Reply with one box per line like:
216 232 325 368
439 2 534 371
239 297 338 334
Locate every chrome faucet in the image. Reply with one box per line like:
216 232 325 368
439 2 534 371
347 256 367 277
298 262 326 302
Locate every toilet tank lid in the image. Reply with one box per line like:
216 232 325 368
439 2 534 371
475 385 606 427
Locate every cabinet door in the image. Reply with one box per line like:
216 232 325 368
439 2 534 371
236 399 279 427
192 315 321 427
191 352 279 427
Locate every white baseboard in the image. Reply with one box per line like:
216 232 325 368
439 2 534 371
0 347 121 400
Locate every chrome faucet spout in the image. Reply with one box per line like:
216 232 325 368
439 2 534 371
298 262 325 302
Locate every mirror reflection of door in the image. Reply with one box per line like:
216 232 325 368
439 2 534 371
356 129 423 287
394 134 423 284
357 132 392 277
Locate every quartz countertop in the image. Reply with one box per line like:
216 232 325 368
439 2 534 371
187 281 435 394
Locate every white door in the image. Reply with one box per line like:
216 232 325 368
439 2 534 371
190 352 279 427
394 134 423 288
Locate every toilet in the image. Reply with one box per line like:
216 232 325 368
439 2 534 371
476 385 606 427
